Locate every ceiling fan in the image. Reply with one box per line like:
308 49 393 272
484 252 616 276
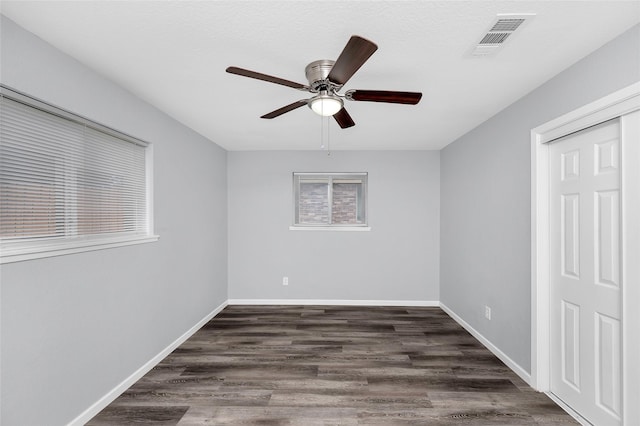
226 35 422 129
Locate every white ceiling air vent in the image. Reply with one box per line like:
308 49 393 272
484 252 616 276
470 13 535 57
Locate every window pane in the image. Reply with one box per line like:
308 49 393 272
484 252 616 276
298 180 329 224
77 127 146 235
0 98 81 240
332 181 364 224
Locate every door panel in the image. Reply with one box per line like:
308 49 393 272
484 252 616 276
596 190 620 287
596 313 621 416
562 193 580 278
550 119 621 426
561 300 580 389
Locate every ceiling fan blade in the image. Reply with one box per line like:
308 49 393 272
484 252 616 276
226 66 308 90
347 90 422 105
327 36 378 86
261 100 308 119
333 107 355 129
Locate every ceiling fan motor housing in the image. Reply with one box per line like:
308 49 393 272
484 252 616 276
305 59 336 91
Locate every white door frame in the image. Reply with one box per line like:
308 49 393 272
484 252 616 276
531 82 640 424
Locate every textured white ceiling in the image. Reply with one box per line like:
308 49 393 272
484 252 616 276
1 1 639 150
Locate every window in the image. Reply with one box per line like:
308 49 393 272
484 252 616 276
292 173 368 230
0 86 157 263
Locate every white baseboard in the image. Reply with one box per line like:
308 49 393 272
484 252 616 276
68 300 228 426
439 302 532 385
227 299 440 307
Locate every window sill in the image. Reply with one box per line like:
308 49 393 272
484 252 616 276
289 226 371 232
0 234 160 264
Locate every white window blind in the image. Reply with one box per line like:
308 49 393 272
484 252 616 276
0 87 155 262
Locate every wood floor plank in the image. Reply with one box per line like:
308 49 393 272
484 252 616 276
87 306 577 425
88 406 189 425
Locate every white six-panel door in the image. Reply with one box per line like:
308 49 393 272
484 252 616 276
549 119 621 426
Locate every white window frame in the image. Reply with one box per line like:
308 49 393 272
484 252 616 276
0 85 158 264
290 172 370 231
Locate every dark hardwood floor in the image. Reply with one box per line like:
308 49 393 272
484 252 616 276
88 305 577 425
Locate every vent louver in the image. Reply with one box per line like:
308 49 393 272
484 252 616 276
479 32 511 45
470 14 534 56
490 18 525 32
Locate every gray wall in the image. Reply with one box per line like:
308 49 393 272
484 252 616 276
228 151 440 302
0 16 228 425
440 24 640 373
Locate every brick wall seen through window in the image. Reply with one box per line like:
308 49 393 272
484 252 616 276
294 173 367 227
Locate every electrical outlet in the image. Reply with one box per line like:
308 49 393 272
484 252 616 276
282 276 289 286
485 305 492 320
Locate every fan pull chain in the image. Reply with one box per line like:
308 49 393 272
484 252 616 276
318 101 330 155
320 108 324 150
326 116 331 156
319 115 331 155
319 118 331 155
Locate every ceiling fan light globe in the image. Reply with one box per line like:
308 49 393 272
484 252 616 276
310 96 343 116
